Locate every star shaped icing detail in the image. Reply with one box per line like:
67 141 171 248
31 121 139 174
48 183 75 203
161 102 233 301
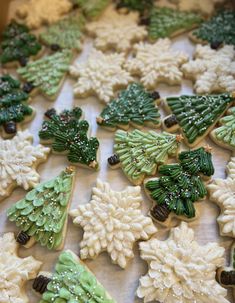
70 179 157 268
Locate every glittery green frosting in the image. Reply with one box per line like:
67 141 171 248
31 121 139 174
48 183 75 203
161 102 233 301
166 93 234 144
0 21 41 64
148 7 202 40
97 83 160 129
114 129 181 183
40 14 85 50
17 49 72 99
39 251 116 303
39 107 99 169
145 147 214 219
116 0 153 12
193 10 235 46
72 0 110 19
7 168 75 250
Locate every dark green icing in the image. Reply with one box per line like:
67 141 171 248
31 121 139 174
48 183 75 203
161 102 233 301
116 0 153 12
39 251 116 303
72 0 110 19
149 7 202 40
166 93 234 144
0 21 41 65
39 107 99 169
145 147 214 220
7 167 75 250
97 83 160 129
40 14 85 50
193 10 235 46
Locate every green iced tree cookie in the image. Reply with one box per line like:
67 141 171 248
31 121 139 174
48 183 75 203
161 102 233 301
164 93 235 147
0 74 33 136
145 147 214 224
39 107 99 169
0 21 41 66
72 0 110 19
7 167 76 250
17 49 73 100
116 0 154 12
108 129 182 185
97 83 161 130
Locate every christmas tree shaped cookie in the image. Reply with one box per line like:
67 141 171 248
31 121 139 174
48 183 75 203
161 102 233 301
0 21 42 67
32 250 116 302
7 166 76 250
108 129 182 185
145 147 214 226
96 83 161 131
72 0 110 19
0 75 34 137
40 13 85 51
163 93 235 147
39 107 99 169
211 106 235 151
18 50 73 100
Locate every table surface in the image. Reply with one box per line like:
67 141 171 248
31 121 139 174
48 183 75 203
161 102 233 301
0 1 234 302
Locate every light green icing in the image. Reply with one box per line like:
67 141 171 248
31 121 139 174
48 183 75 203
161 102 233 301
17 49 72 99
73 0 110 19
39 251 116 303
40 14 85 50
214 106 235 149
114 129 181 183
7 168 75 250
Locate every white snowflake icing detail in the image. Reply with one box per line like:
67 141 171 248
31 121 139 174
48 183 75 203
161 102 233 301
69 49 133 103
137 222 228 303
70 179 157 268
170 0 226 15
0 233 42 303
182 44 235 94
208 157 235 238
125 38 188 89
0 130 50 199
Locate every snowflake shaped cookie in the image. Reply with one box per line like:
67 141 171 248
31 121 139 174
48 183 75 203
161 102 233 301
86 6 147 52
0 233 42 303
0 130 50 200
125 38 188 89
16 0 72 29
173 0 226 15
182 44 235 94
70 179 157 268
137 222 228 303
70 49 133 103
208 157 235 238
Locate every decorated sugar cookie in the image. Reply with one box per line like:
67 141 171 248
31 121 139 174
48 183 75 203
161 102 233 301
86 5 147 53
182 44 235 94
0 75 35 138
163 93 235 147
70 49 133 103
125 38 188 89
0 130 50 201
16 0 72 29
72 0 110 19
0 21 42 67
7 167 76 250
39 107 99 169
108 129 182 185
70 179 157 268
18 49 73 100
96 83 161 131
208 157 235 238
145 147 214 225
137 222 228 303
32 250 116 302
0 232 42 303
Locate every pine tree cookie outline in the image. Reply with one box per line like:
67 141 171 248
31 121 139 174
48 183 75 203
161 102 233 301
72 0 111 19
108 129 182 185
18 49 73 101
39 107 99 170
96 83 161 131
145 146 214 226
163 93 235 147
0 232 42 303
0 130 50 201
137 222 229 303
7 166 76 250
70 179 157 268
